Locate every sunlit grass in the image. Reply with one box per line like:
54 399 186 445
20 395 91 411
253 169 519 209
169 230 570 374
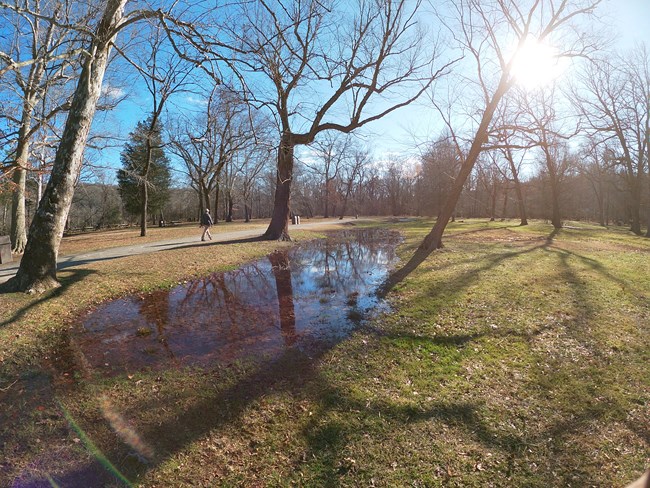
1 219 648 486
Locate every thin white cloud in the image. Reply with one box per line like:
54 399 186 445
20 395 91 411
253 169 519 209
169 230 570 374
184 96 209 106
101 83 126 99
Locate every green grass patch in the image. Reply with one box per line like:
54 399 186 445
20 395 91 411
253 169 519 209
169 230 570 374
1 218 648 487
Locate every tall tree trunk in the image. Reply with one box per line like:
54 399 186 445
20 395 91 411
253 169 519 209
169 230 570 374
549 176 562 229
419 78 510 253
596 181 605 227
504 148 528 226
225 191 233 222
213 182 219 224
10 108 37 254
263 134 294 240
646 179 650 237
500 186 509 220
629 180 642 235
324 179 330 218
339 180 353 219
140 180 148 237
244 203 251 222
2 0 127 293
489 181 498 221
10 165 28 254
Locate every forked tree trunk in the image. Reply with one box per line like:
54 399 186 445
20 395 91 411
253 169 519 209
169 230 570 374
10 106 38 254
339 179 354 219
2 0 127 293
504 149 528 226
263 134 294 241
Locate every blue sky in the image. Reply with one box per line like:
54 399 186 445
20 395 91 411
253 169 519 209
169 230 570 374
362 0 650 161
83 0 650 181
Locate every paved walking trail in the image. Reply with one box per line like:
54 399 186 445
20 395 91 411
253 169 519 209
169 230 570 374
0 218 356 285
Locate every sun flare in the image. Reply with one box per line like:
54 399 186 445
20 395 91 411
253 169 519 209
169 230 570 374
510 39 565 89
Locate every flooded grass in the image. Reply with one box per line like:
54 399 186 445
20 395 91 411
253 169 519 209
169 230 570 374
74 229 401 375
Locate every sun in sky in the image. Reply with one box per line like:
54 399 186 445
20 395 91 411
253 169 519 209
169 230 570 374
509 38 566 89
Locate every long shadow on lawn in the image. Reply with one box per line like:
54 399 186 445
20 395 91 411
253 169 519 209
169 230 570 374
29 227 645 486
379 226 553 297
367 227 645 486
0 269 95 328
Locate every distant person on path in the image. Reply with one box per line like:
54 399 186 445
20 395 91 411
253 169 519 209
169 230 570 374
200 208 213 241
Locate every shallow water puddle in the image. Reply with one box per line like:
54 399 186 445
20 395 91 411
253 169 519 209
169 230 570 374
74 229 400 374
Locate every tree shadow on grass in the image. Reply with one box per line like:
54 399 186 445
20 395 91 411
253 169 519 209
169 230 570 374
0 269 96 327
379 228 558 298
148 235 264 251
16 226 646 486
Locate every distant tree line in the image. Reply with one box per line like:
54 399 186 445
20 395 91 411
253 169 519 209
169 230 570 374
1 0 647 293
49 128 643 233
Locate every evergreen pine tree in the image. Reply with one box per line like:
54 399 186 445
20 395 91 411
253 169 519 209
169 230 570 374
117 116 171 220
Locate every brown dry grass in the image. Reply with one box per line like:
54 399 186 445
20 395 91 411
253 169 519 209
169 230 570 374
1 218 648 487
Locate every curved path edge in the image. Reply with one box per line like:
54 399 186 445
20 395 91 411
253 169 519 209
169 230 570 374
0 219 358 285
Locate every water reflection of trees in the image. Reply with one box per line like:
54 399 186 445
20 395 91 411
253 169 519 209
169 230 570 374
78 229 400 371
139 289 177 362
269 251 296 346
294 229 399 294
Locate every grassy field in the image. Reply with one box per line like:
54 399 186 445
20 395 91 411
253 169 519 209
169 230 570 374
0 218 648 487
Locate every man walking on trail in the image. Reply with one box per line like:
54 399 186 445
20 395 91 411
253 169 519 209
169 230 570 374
201 208 213 241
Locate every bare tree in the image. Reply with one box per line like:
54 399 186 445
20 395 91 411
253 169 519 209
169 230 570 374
339 145 368 219
379 0 601 293
240 143 273 222
227 0 453 240
579 137 614 226
304 132 353 218
170 86 257 221
0 0 93 253
516 87 579 229
574 46 650 235
415 0 600 252
2 0 129 293
499 144 529 226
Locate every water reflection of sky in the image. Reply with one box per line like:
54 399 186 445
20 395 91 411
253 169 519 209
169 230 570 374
76 229 401 375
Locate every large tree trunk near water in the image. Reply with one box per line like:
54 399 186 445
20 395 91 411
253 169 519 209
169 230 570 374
263 134 294 241
10 100 39 255
2 0 127 293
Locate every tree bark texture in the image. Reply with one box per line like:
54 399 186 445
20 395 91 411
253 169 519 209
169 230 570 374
3 0 128 293
263 134 294 241
10 165 28 254
629 179 642 235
